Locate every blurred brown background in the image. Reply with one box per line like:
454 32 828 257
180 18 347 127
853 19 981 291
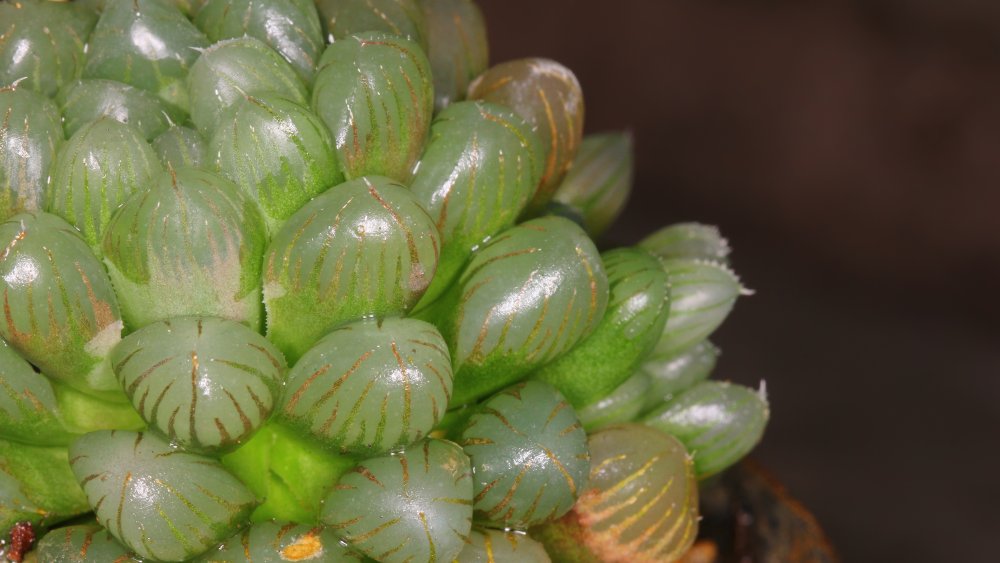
481 1 1000 561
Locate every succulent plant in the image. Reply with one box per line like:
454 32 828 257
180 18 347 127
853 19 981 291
0 2 772 562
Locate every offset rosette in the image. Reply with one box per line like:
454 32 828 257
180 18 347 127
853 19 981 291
195 0 324 85
46 118 162 253
653 259 748 357
152 125 208 171
420 0 490 112
321 438 473 563
0 0 97 97
535 247 671 408
69 430 257 561
550 132 634 238
315 0 427 49
56 79 177 141
110 317 286 454
455 527 551 563
460 381 589 528
210 93 343 235
432 215 608 405
263 176 440 362
0 85 64 221
188 36 308 135
102 167 268 331
468 58 584 212
533 424 699 563
0 213 124 401
643 381 770 478
279 317 452 456
83 0 209 114
410 100 545 307
312 32 434 182
35 524 138 562
197 521 363 562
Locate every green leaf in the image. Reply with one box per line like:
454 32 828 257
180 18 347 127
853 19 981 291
311 32 434 182
434 216 608 406
102 167 268 331
315 0 427 49
151 125 208 171
321 438 473 563
575 371 651 432
0 439 90 534
56 79 177 141
534 247 670 408
454 527 551 563
0 339 76 446
460 381 589 528
110 317 286 455
653 259 747 357
468 58 584 214
531 424 698 563
83 0 209 115
639 222 732 263
0 212 125 402
210 93 343 236
195 0 324 85
36 524 139 562
187 36 308 136
551 131 634 238
263 176 440 363
419 0 489 113
640 340 719 412
409 100 544 308
642 381 769 478
69 430 257 561
0 85 63 222
46 118 161 254
196 521 364 562
279 317 452 456
0 0 97 97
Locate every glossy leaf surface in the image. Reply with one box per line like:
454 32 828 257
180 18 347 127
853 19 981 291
83 0 209 114
211 93 342 235
0 85 63 221
551 131 633 238
69 430 257 561
0 0 96 97
460 381 589 528
640 222 732 263
102 167 267 331
532 424 698 563
46 118 161 253
321 438 473 563
152 125 207 170
56 79 176 141
279 317 452 456
0 212 124 401
468 58 584 213
576 371 650 432
642 381 769 478
188 36 308 135
263 176 439 362
35 524 139 562
0 339 75 446
196 521 363 562
409 100 544 307
195 0 324 85
654 259 746 357
435 216 607 406
455 527 551 563
419 0 489 112
312 32 434 182
111 317 285 454
315 0 427 48
535 247 670 408
640 340 719 411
